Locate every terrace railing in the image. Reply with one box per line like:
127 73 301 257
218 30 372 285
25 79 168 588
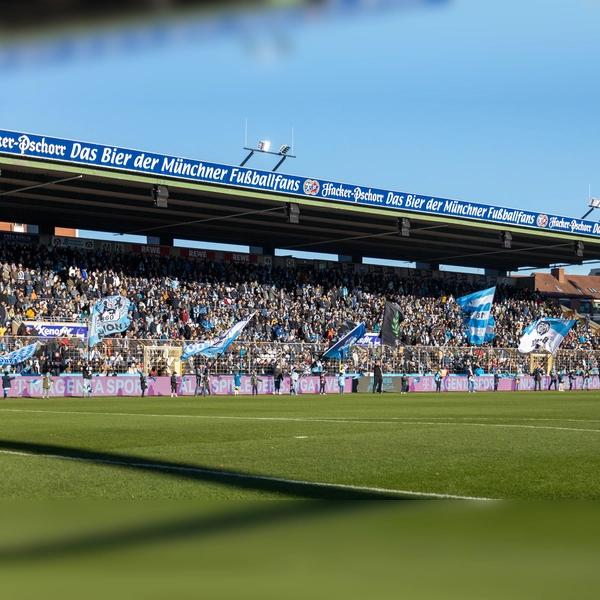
3 336 599 376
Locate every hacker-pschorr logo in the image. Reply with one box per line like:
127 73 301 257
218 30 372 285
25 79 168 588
536 214 549 227
303 179 320 195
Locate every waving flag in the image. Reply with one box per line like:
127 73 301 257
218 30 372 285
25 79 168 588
518 319 576 354
182 313 255 360
323 321 366 360
0 342 39 365
380 301 404 347
89 295 131 347
484 316 496 343
456 286 496 345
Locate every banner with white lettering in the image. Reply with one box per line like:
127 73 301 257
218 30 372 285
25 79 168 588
24 322 88 339
2 128 600 238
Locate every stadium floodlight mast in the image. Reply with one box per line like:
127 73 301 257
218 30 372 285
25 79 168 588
240 141 296 171
582 196 600 219
240 124 296 171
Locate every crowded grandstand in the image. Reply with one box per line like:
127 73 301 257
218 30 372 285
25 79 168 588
2 237 598 384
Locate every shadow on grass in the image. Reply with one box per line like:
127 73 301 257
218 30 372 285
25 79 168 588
0 501 404 564
0 439 407 500
0 439 419 563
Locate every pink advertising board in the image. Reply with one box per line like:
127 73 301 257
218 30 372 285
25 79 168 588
4 374 595 397
409 375 595 392
6 375 353 398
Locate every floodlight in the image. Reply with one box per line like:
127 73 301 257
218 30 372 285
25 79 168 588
397 217 410 237
240 140 295 169
581 197 599 219
500 231 512 249
574 241 584 257
152 184 169 208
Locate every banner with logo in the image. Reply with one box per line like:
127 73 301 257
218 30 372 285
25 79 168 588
24 322 88 339
354 374 597 393
2 128 600 238
356 333 382 347
6 373 600 397
6 375 354 397
323 321 366 360
89 295 131 347
0 232 40 244
52 236 94 249
380 301 404 347
518 319 576 354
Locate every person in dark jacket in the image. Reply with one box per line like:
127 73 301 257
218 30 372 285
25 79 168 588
533 365 543 391
583 366 591 390
401 372 409 394
202 366 211 396
319 370 326 395
140 372 148 398
548 368 558 391
82 365 93 398
274 369 284 395
373 361 383 394
434 369 442 393
170 372 178 397
2 371 12 399
194 366 201 396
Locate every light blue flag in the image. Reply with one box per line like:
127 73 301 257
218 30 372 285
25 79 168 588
518 318 576 354
456 286 496 345
483 316 496 343
323 322 366 360
182 313 255 360
89 295 131 347
0 342 39 365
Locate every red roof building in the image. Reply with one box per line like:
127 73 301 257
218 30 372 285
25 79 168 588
517 268 600 320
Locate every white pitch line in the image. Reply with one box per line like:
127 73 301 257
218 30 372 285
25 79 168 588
1 408 600 433
0 408 395 425
392 417 600 424
0 449 496 501
397 421 600 433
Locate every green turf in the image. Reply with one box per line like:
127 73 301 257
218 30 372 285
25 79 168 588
0 390 599 499
2 502 599 600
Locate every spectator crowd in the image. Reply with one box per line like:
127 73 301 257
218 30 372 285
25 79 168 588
0 239 596 377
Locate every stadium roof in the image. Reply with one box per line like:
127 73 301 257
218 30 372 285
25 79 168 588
1 129 600 273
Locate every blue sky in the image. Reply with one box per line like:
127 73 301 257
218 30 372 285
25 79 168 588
1 0 599 274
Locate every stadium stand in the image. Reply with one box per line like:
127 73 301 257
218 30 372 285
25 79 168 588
2 239 598 379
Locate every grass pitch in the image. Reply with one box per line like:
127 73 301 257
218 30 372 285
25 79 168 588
1 390 599 499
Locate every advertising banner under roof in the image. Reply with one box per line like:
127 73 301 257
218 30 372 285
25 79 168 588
2 128 599 238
